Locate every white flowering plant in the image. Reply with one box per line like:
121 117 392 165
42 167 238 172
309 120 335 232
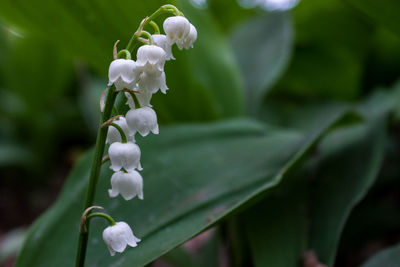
71 4 198 266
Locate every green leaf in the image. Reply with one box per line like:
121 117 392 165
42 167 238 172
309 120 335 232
309 118 387 266
245 178 308 267
244 114 386 267
207 0 255 33
275 0 372 100
16 106 345 267
346 0 400 38
161 228 219 267
360 244 400 267
230 13 293 114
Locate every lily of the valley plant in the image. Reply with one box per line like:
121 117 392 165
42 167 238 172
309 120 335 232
75 4 197 267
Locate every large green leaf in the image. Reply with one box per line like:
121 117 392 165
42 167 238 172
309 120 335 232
346 0 400 38
0 0 245 121
244 112 386 267
230 13 293 114
16 106 345 267
245 176 308 267
360 244 400 267
309 118 387 266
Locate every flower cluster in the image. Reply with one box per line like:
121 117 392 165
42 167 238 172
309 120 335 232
100 14 197 256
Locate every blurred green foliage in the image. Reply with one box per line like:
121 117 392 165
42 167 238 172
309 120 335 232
0 0 400 266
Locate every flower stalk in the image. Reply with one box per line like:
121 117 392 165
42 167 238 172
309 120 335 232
74 4 197 266
125 4 182 52
75 85 117 267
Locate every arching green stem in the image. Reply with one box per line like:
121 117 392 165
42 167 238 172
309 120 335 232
149 21 160 34
129 91 141 108
126 4 182 52
87 212 116 226
110 122 127 143
140 30 154 45
117 49 131 59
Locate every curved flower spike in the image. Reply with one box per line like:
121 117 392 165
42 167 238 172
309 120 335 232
108 171 143 200
102 221 141 256
181 24 197 50
126 106 159 137
109 142 142 172
106 117 135 144
108 59 140 90
163 16 190 46
136 45 166 75
152 34 175 60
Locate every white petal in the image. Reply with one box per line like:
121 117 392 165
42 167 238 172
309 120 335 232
109 171 143 200
109 142 141 172
138 161 143 171
118 222 140 247
152 124 159 135
182 24 197 50
108 188 119 198
108 172 122 198
137 71 168 95
103 222 140 256
136 45 166 68
136 89 153 107
103 225 126 255
163 16 190 45
153 34 175 60
108 59 139 89
126 107 159 137
114 79 136 91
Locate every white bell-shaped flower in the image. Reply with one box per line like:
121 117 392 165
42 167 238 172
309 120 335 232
138 71 168 97
108 59 139 90
109 141 142 172
181 24 197 50
135 88 153 107
106 117 135 144
136 45 166 76
153 34 175 60
163 16 190 46
108 171 143 200
102 221 141 256
126 106 159 137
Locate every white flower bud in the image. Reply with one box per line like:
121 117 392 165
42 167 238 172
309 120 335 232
152 34 175 60
106 117 135 144
102 221 141 256
181 24 197 50
163 16 190 46
126 107 159 137
109 142 142 172
136 45 166 75
108 59 139 90
108 171 143 200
